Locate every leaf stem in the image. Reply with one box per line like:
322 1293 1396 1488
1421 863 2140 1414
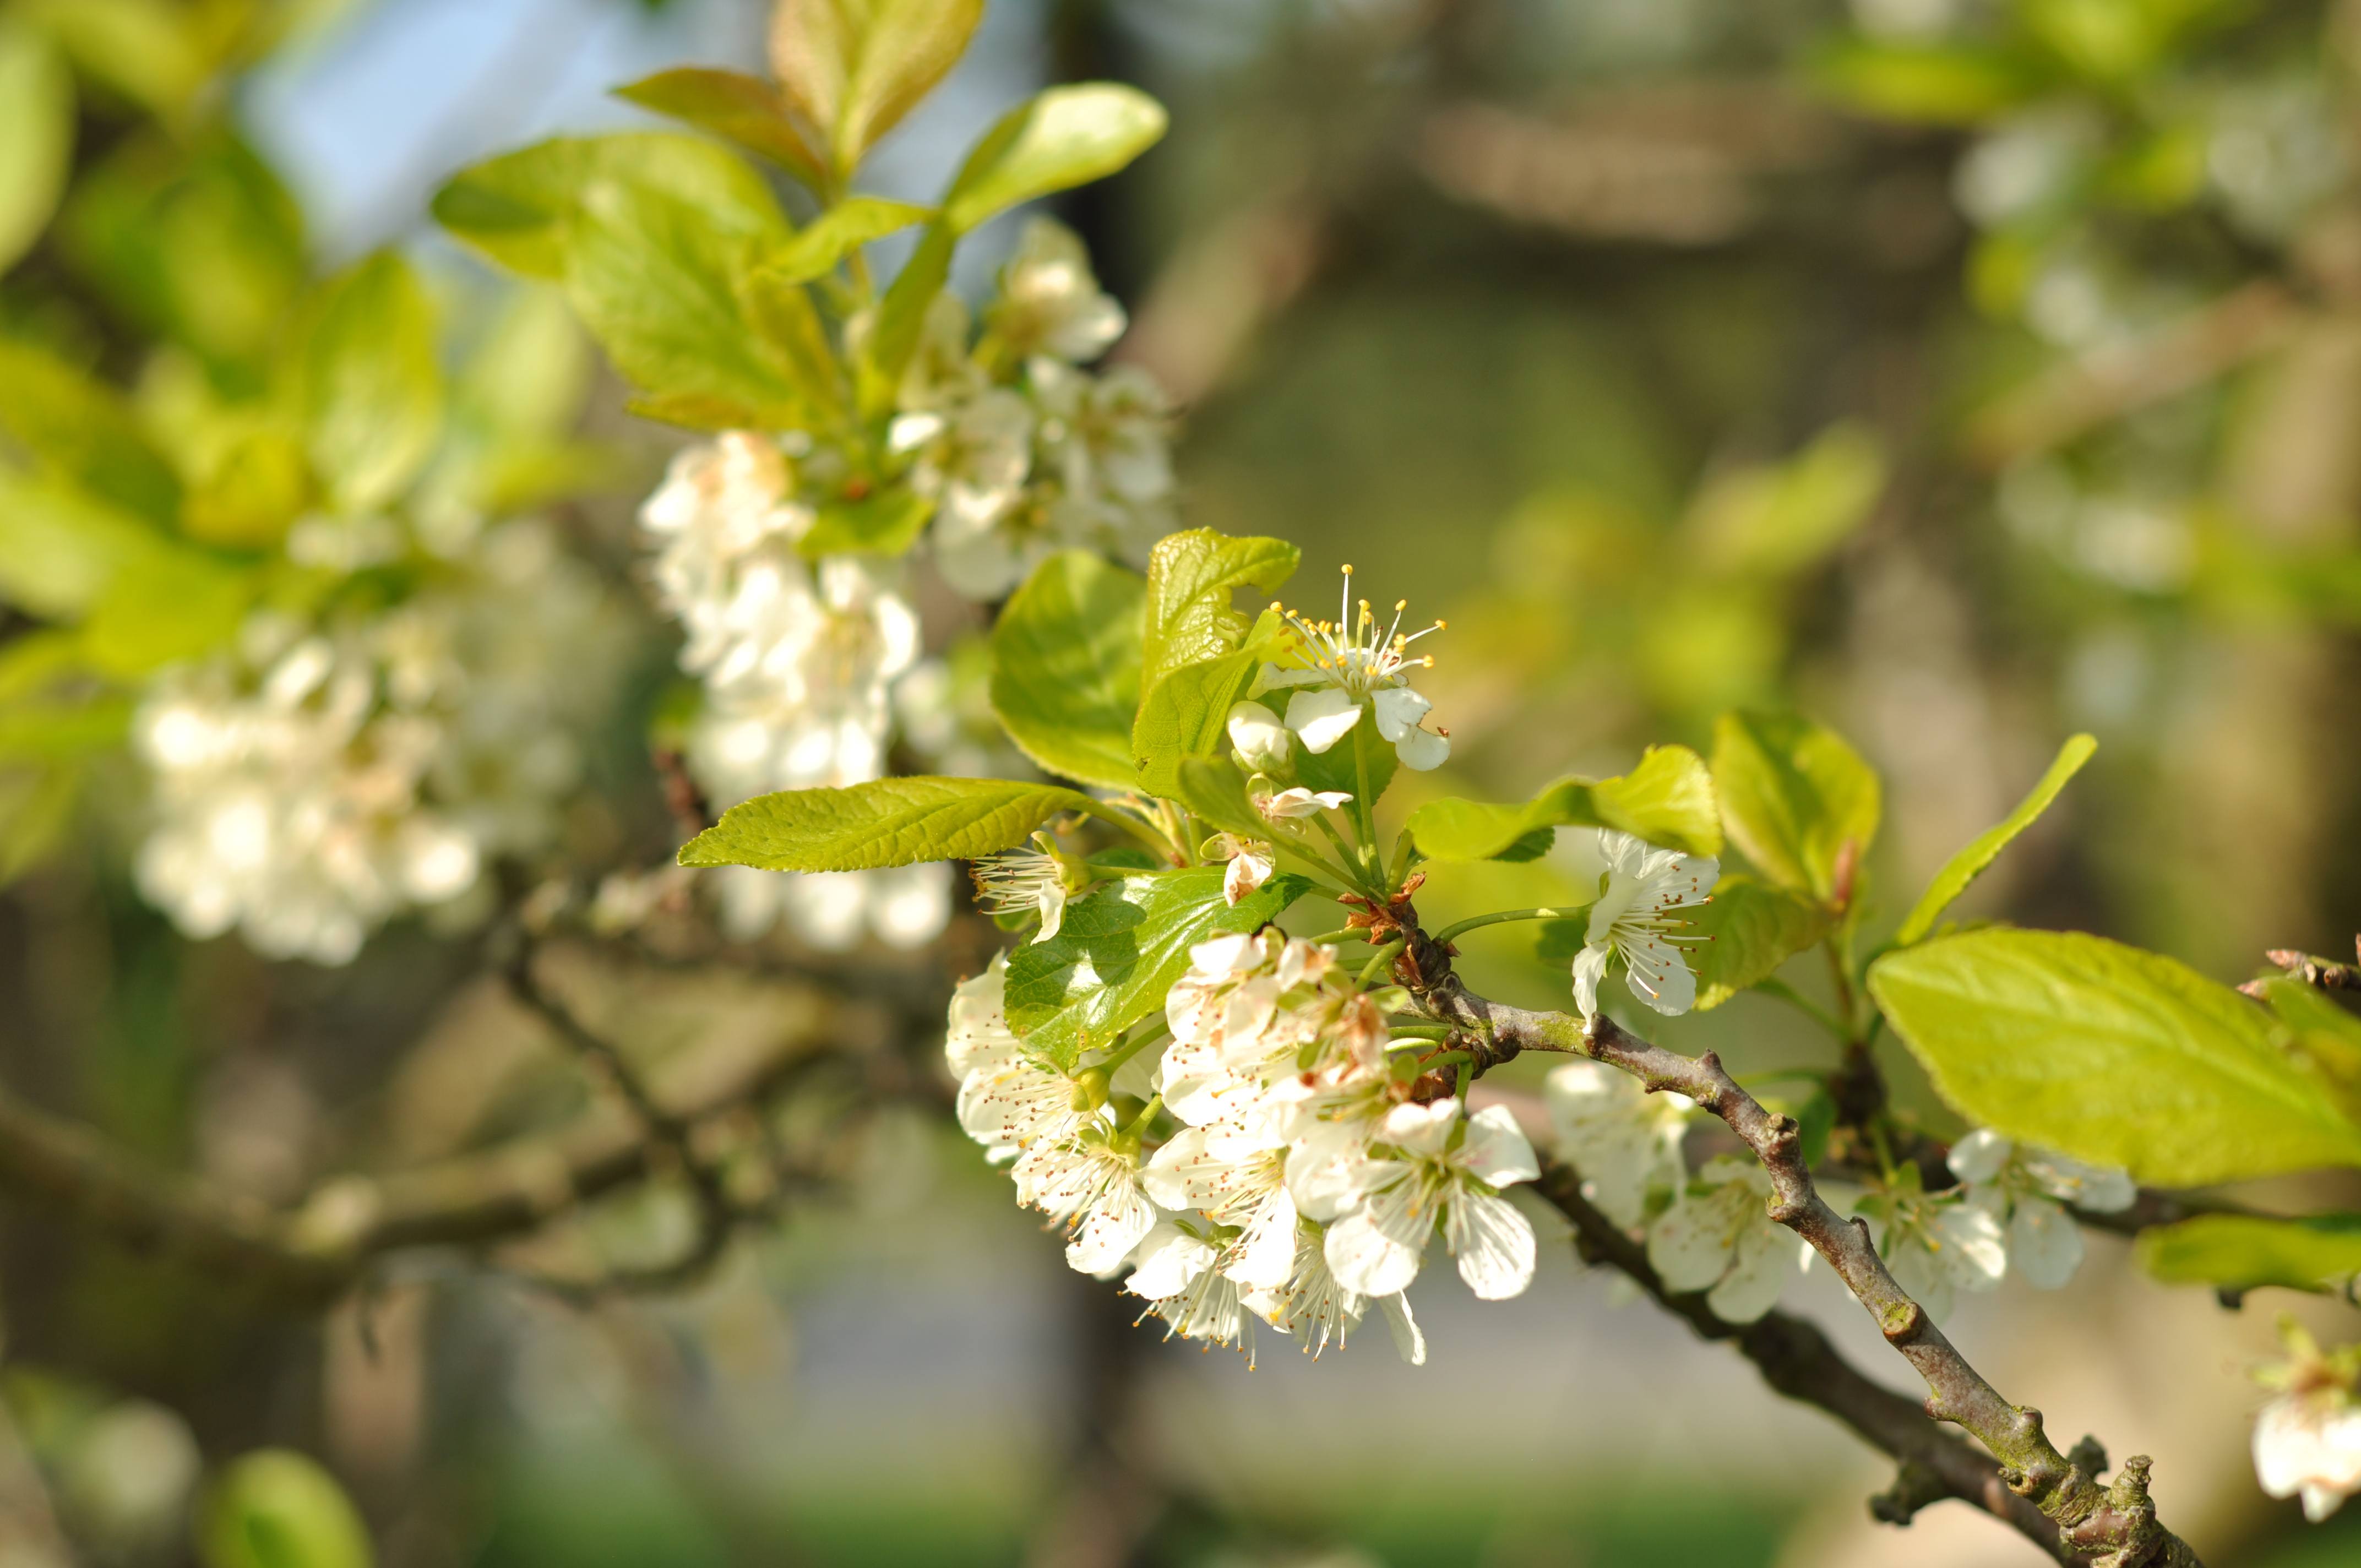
1306 927 1370 945
1357 938 1405 989
1429 906 1581 946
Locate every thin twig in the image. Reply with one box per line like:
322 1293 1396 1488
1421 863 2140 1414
1399 919 2204 1567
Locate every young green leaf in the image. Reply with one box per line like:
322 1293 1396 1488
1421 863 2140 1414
1171 756 1269 845
0 20 72 275
679 776 1112 872
1140 529 1300 690
1893 733 2096 946
298 252 444 514
798 489 934 557
770 0 984 175
1810 39 2042 126
612 67 829 189
2136 1213 2361 1295
1687 875 1834 1010
1869 927 2361 1185
562 170 807 429
761 195 934 284
1406 745 1722 862
991 551 1146 792
1711 710 1878 903
0 474 176 620
942 84 1168 235
197 1449 373 1568
860 222 954 406
1005 867 1309 1070
433 132 783 282
1131 649 1257 797
0 339 181 526
180 427 312 548
1683 422 1885 579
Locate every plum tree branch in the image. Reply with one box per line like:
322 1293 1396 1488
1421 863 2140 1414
1399 921 2204 1567
0 976 848 1306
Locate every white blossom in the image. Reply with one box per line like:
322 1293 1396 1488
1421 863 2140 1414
1570 829 1717 1020
1258 566 1449 770
1204 833 1276 905
2254 1322 2361 1522
986 217 1127 364
1543 1060 1694 1229
1857 1177 2008 1323
1015 1128 1156 1276
970 839 1076 940
134 524 618 965
1646 1156 1810 1323
1948 1129 2135 1289
1309 1100 1540 1302
1125 1222 1254 1361
1253 784 1353 823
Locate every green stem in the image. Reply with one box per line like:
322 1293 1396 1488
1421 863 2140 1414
1306 927 1370 945
1387 827 1418 892
1357 938 1405 989
1097 1024 1167 1076
1078 800 1180 862
1823 940 1859 1036
1385 1023 1453 1042
1429 906 1581 946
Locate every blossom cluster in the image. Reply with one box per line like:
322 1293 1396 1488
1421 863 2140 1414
946 930 1542 1363
135 522 621 964
638 219 1177 948
1546 1065 2135 1324
2254 1320 2361 1522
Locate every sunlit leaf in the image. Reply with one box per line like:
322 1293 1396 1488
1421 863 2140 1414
679 776 1109 872
2137 1213 2361 1295
770 0 984 174
613 67 828 188
991 551 1145 792
297 252 444 514
1893 733 2095 946
940 84 1168 234
0 20 73 275
1711 710 1877 903
1407 745 1722 862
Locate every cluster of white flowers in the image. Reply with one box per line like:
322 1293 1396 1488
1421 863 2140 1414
1543 1063 2136 1324
135 523 618 964
890 218 1175 598
2253 1321 2361 1522
946 929 1543 1363
637 219 1179 949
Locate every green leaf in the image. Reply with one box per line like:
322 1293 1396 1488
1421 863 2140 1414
1868 927 2361 1185
1133 649 1258 797
78 549 253 677
433 132 783 282
1140 530 1299 691
1407 745 1723 862
764 195 933 284
197 1449 372 1568
1170 756 1267 844
1811 39 2043 126
859 221 953 409
990 552 1145 792
1894 733 2096 946
1684 423 1885 579
1688 875 1834 1010
2137 1213 2361 1295
0 474 176 620
679 776 1109 872
2265 978 2361 1121
298 252 444 514
0 337 179 526
562 164 808 428
941 84 1168 235
0 19 73 275
612 67 828 188
1004 867 1309 1070
18 0 208 119
798 488 933 557
770 0 984 175
1711 710 1878 903
180 427 311 548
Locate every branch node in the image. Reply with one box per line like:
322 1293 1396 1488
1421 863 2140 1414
1868 1458 1946 1527
2068 1433 2109 1480
1878 1300 1924 1343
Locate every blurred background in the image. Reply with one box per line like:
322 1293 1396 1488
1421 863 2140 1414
5 0 2361 1564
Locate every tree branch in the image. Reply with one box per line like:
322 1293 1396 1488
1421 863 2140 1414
1400 923 2204 1567
0 978 849 1306
1530 1157 2064 1556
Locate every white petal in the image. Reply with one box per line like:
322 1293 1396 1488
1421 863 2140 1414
1324 1181 1430 1297
1571 941 1611 1020
1946 1129 2011 1186
1621 934 1698 1016
1225 1188 1299 1289
1286 1125 1395 1222
1255 663 1328 690
1035 881 1065 942
1936 1202 2009 1288
1448 1188 1537 1300
1125 1221 1215 1300
1646 1192 1733 1293
1368 684 1431 742
1460 1104 1541 1189
1284 688 1363 753
1225 701 1291 770
1378 1099 1460 1157
1706 1213 1798 1324
1392 722 1449 771
1380 1292 1427 1366
2008 1195 2085 1289
1066 1179 1156 1275
1222 843 1274 905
